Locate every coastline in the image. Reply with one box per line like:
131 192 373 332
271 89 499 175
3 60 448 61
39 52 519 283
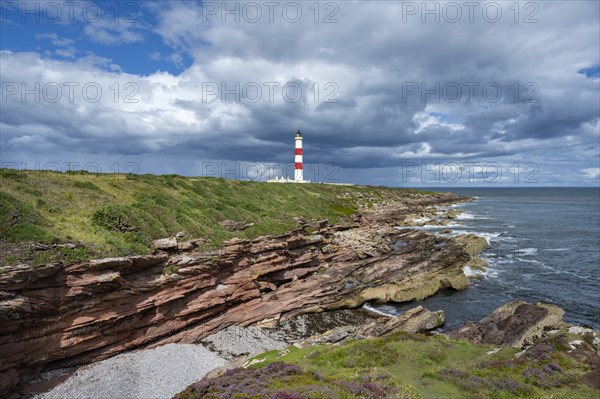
5 189 599 399
378 187 600 331
1 190 487 398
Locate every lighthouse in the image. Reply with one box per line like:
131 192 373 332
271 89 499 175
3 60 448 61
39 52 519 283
294 130 303 181
267 130 309 183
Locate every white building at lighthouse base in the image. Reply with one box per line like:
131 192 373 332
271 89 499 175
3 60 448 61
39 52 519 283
267 176 310 183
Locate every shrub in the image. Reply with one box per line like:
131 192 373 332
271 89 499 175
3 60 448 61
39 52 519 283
173 362 396 399
0 192 54 242
92 205 138 232
162 265 178 275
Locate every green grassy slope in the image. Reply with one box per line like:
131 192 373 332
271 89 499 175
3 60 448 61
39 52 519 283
177 332 598 399
0 169 429 267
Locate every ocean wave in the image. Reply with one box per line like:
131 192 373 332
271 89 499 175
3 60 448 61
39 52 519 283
493 258 515 264
456 212 475 219
450 230 503 245
396 225 437 231
517 258 541 264
485 269 501 278
411 216 433 223
445 222 466 228
463 266 485 278
533 263 592 280
517 247 538 256
464 256 501 279
396 222 464 231
494 236 519 242
362 303 395 317
455 212 490 220
511 259 591 280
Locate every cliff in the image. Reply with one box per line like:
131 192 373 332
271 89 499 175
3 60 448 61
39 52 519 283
0 189 486 397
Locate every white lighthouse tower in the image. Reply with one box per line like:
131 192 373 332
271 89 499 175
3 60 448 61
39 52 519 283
294 130 304 182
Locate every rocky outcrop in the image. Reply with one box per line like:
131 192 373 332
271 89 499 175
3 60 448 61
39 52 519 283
453 234 489 257
152 237 178 251
0 193 482 397
359 305 444 336
360 193 469 226
218 220 255 231
448 300 566 347
153 237 205 253
293 306 444 348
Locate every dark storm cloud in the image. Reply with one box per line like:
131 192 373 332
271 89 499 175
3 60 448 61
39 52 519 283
1 1 599 184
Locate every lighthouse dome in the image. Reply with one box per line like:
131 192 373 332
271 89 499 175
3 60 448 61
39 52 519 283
295 130 302 138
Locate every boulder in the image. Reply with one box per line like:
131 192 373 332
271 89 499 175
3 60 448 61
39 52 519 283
359 306 445 336
33 243 50 251
307 219 328 230
152 237 178 251
294 306 444 348
444 210 462 219
448 300 565 347
453 234 489 257
177 238 205 252
292 217 306 226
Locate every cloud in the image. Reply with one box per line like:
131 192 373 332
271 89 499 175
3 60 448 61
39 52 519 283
83 19 144 45
167 53 185 68
1 1 599 186
582 168 600 179
34 33 77 58
149 51 161 61
34 33 75 47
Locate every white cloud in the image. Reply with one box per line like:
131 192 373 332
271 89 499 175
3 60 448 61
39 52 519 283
35 33 75 47
582 168 600 179
55 47 76 58
83 20 144 45
413 111 465 134
167 53 184 68
149 51 161 61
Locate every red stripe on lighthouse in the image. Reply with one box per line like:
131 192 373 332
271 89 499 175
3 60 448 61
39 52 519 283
295 149 302 155
295 162 303 169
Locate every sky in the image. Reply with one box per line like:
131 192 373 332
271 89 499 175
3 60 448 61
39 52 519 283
0 0 599 187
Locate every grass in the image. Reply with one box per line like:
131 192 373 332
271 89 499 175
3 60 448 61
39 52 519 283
174 362 400 399
231 332 599 399
0 169 432 267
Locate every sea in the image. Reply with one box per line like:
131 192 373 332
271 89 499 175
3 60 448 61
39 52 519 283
367 187 600 331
